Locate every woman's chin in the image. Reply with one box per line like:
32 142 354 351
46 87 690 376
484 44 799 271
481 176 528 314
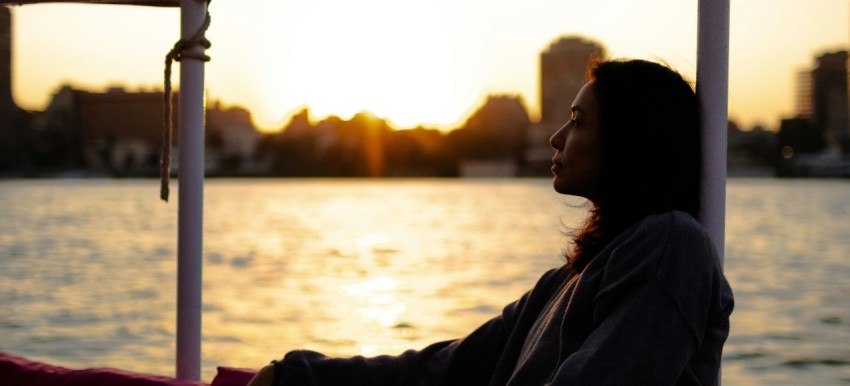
553 179 593 201
552 177 569 195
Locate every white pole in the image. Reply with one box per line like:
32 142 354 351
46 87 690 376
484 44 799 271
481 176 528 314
176 0 206 381
696 0 730 267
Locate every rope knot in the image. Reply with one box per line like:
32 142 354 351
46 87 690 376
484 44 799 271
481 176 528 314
160 5 212 202
168 35 212 63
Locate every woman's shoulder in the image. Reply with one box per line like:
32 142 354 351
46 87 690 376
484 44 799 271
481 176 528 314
634 211 730 302
623 211 714 258
592 211 720 282
601 209 730 302
653 211 720 270
632 210 707 239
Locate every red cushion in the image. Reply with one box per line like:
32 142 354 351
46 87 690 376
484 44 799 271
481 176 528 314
210 367 256 386
0 352 208 386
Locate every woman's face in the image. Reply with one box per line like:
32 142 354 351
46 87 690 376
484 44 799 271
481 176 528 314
549 81 602 200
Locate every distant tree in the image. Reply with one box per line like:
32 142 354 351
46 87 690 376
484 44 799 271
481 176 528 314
445 95 531 163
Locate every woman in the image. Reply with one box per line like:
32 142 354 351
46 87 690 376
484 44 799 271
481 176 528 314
248 59 734 386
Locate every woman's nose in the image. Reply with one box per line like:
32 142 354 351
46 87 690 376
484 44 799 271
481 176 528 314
549 125 566 150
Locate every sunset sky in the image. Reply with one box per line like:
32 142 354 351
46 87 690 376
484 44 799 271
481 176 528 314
10 0 850 132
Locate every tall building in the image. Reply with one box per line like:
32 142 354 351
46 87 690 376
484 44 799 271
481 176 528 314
525 36 605 174
810 50 848 149
0 7 16 129
0 6 29 173
795 70 813 119
539 36 605 126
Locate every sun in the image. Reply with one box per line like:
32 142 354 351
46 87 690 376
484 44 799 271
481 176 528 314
254 0 467 130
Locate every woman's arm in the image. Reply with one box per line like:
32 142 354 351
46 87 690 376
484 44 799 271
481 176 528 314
265 267 567 386
274 317 502 386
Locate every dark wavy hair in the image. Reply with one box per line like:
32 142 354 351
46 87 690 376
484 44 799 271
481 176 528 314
568 59 702 273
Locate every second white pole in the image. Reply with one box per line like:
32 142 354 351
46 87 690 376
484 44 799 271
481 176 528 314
696 0 730 266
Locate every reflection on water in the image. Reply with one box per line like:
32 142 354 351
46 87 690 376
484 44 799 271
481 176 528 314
722 179 850 385
1 178 849 385
197 178 578 372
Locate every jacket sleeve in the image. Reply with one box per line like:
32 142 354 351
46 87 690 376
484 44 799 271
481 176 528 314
274 268 566 386
549 212 732 385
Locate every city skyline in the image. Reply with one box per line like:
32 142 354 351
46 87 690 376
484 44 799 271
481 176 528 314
9 0 850 132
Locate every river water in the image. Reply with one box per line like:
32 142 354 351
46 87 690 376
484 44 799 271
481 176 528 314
1 178 848 384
